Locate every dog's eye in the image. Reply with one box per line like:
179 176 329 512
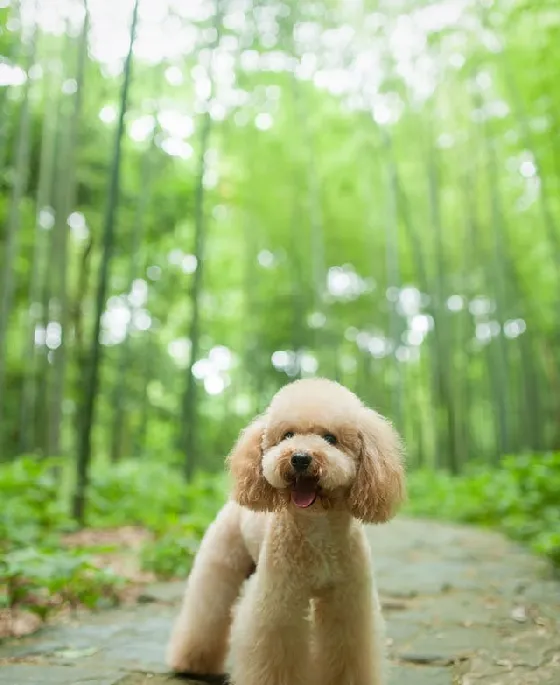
282 431 294 441
323 433 337 445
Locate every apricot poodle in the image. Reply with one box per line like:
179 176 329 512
167 378 405 685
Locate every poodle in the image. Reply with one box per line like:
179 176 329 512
167 377 405 685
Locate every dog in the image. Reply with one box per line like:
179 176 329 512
167 377 405 685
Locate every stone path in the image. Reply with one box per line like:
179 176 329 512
1 517 559 684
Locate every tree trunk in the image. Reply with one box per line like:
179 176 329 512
179 0 223 479
290 73 326 363
289 189 305 380
383 125 438 466
0 1 22 178
473 84 511 459
49 6 89 457
109 97 160 462
19 65 59 454
424 124 459 474
0 24 37 445
380 128 404 431
73 0 139 524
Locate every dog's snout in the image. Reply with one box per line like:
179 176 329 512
291 452 312 472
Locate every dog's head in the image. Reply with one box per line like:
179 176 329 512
227 378 405 523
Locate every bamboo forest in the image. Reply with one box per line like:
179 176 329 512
0 0 559 673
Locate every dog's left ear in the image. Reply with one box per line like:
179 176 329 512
348 407 406 523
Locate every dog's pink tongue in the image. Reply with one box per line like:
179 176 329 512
291 481 317 508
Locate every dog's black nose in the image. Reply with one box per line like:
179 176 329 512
291 452 312 472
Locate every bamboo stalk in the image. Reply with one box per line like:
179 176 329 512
109 82 161 462
49 5 90 458
179 0 224 478
19 58 60 454
0 19 38 444
73 0 140 523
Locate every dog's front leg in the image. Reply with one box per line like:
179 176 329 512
167 502 254 675
229 560 310 685
312 577 386 685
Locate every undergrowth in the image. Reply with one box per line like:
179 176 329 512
0 456 227 633
406 452 560 567
88 459 227 579
3 450 557 635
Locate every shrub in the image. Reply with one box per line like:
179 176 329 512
0 455 229 626
0 456 70 551
0 457 122 626
87 459 227 579
88 459 228 534
1 548 122 617
406 452 560 567
140 527 201 579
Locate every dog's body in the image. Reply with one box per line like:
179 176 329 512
168 379 405 685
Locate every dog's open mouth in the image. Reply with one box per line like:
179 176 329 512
291 477 320 508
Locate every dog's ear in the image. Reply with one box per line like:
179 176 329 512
348 407 405 523
227 416 279 511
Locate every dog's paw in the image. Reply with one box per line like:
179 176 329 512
167 643 224 677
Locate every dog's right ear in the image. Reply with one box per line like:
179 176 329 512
227 416 279 511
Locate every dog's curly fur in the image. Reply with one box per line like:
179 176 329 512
167 378 405 685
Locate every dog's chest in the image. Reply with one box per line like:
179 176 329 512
306 535 346 590
279 518 351 590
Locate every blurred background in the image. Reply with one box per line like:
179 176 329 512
0 0 559 628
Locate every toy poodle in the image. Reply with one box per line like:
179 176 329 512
167 377 405 685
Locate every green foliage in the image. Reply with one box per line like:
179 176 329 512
1 0 559 480
0 456 228 627
86 459 227 578
87 459 228 534
406 452 560 566
0 456 70 550
1 548 122 615
140 525 201 580
2 0 560 627
0 458 121 621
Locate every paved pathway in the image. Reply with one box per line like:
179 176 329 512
1 518 559 684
